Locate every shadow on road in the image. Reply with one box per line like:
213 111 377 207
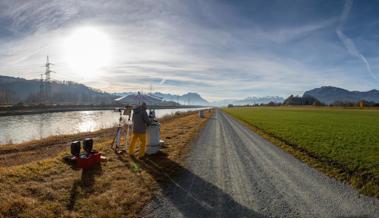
134 152 266 218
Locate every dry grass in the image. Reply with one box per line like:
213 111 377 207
0 128 116 167
0 110 212 218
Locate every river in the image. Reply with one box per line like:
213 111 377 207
0 107 205 145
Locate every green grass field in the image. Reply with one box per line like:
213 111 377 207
224 107 379 194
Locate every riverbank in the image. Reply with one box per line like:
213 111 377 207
0 104 205 116
0 107 209 145
0 110 212 217
0 110 206 166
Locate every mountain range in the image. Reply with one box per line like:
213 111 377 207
114 92 209 106
114 93 180 107
1 75 378 106
0 75 211 106
304 86 379 104
211 96 284 106
153 92 209 105
115 92 284 106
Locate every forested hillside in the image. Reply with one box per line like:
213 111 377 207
0 75 116 105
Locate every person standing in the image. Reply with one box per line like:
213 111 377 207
129 102 151 158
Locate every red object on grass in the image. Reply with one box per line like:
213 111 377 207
76 151 101 169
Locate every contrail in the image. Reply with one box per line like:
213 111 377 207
338 0 353 29
11 45 48 65
159 78 166 85
336 0 376 79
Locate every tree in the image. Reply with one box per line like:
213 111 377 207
284 94 322 106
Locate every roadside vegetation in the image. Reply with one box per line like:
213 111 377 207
224 106 379 197
0 110 212 218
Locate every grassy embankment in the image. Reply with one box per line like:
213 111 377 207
0 128 116 167
224 107 379 197
0 110 212 218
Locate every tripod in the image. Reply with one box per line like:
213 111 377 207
111 108 132 154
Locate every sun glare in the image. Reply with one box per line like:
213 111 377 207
64 27 111 78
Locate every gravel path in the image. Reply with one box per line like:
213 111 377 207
142 109 379 218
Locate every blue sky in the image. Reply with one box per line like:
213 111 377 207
0 0 378 100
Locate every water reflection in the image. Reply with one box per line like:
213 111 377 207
0 108 205 145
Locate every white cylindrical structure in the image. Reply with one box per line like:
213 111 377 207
146 121 161 154
199 110 205 118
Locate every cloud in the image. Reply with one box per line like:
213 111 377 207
260 18 337 43
0 0 378 100
336 0 376 79
0 0 78 36
338 0 354 29
159 78 166 85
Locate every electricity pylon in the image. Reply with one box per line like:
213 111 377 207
44 56 54 104
39 73 44 104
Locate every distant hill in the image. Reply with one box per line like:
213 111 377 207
0 75 115 105
155 92 209 105
304 86 379 104
0 75 209 106
283 95 321 106
212 96 284 106
115 92 179 107
115 92 209 106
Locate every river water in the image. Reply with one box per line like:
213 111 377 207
0 108 205 145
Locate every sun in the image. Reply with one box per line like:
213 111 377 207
63 27 111 78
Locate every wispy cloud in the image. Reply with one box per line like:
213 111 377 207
336 0 376 79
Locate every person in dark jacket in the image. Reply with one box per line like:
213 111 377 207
129 102 151 158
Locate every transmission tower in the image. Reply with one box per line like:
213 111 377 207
44 56 54 103
39 73 44 104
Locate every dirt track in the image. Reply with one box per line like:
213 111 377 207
142 109 379 218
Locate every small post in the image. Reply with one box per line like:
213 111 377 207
359 100 364 109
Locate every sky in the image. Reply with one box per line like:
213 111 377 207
0 0 378 101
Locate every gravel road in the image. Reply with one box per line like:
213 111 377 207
142 109 379 218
